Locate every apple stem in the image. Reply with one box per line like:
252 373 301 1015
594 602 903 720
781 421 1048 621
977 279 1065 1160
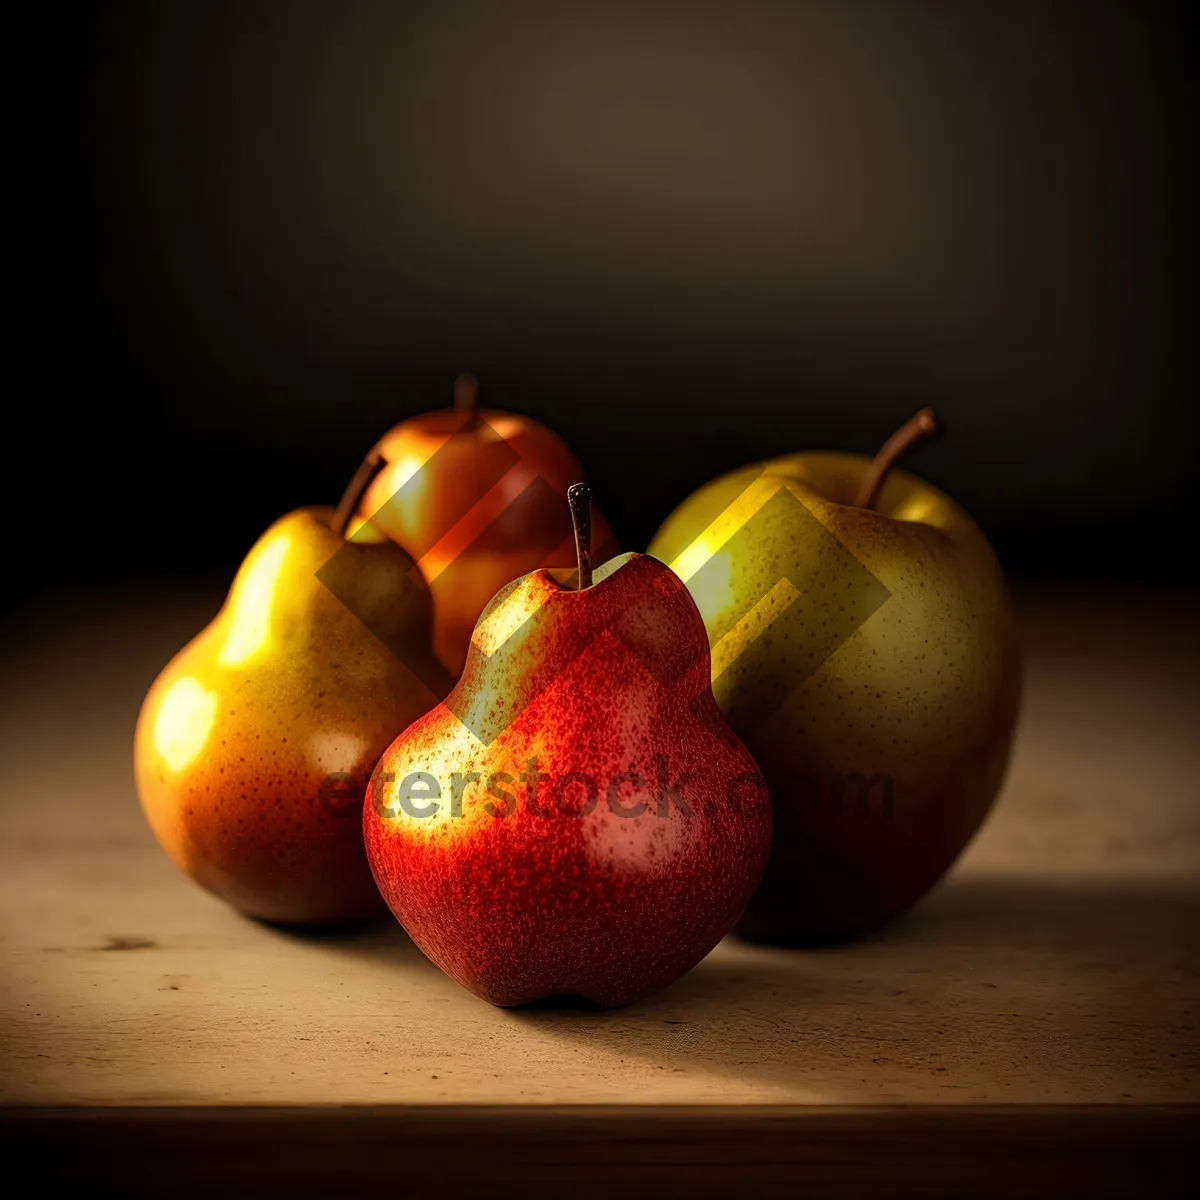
454 372 480 431
332 451 387 538
853 408 941 511
567 483 592 590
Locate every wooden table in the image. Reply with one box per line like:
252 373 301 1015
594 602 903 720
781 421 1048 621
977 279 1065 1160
1 585 1196 1195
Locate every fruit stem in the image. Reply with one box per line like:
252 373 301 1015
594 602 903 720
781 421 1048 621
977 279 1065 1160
567 482 592 590
454 372 480 431
332 452 387 538
853 407 941 511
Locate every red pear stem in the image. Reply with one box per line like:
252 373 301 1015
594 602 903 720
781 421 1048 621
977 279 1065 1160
332 451 387 538
567 482 592 590
454 372 481 431
853 407 941 511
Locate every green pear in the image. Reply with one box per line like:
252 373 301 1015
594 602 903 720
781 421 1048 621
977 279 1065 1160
649 411 1021 942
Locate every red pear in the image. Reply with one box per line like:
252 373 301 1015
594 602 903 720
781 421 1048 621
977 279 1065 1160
364 487 771 1007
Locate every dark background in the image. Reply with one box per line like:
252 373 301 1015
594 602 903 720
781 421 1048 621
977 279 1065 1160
15 0 1194 618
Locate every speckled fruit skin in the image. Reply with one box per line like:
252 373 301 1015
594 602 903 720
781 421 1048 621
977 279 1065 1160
134 507 445 926
364 553 772 1008
354 406 618 679
649 453 1022 944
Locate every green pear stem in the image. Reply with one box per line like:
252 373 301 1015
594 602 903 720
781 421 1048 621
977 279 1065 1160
567 482 592 590
332 452 387 538
454 372 481 431
853 408 941 511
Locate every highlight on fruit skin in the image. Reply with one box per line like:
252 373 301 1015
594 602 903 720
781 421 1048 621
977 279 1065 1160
364 548 773 1008
150 675 218 774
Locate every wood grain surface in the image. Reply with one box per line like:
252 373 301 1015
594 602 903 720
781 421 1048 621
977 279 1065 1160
0 585 1197 1190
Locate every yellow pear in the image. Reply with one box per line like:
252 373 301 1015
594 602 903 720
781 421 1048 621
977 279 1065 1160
134 482 448 926
649 412 1021 942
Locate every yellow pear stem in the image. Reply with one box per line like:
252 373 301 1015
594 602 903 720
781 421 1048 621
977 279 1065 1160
332 452 387 538
853 408 941 511
567 482 592 590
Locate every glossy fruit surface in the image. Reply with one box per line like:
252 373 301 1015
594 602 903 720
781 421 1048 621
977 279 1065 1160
364 552 772 1006
649 451 1021 942
352 394 617 678
134 507 445 925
